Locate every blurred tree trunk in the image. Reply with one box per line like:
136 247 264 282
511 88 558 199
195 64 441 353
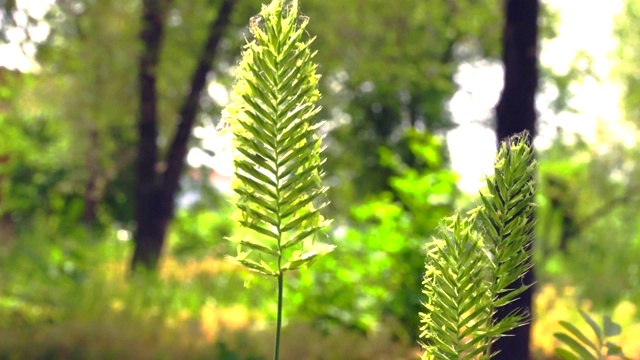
83 129 101 227
0 155 14 239
132 0 236 270
492 0 539 358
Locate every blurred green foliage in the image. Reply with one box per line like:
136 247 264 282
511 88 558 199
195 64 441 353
536 132 640 309
285 130 456 340
0 74 91 235
170 174 235 258
0 0 640 358
0 223 265 359
310 0 502 215
615 0 640 124
0 0 503 230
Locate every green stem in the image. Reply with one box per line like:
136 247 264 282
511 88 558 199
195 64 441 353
274 272 284 360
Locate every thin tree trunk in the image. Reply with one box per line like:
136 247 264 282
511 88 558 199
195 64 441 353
492 0 539 358
83 129 101 227
131 0 236 271
0 155 14 240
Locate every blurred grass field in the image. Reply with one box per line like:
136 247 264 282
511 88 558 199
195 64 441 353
1 238 637 360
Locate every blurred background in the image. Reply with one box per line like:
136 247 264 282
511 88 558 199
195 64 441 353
1 0 639 359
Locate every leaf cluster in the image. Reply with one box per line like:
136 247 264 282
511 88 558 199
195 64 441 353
554 309 629 360
420 131 536 359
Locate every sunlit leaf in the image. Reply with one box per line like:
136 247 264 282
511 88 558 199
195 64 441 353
555 347 581 360
553 333 597 360
579 309 604 346
558 321 598 353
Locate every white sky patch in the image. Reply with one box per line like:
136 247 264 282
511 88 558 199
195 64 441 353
207 82 230 106
0 44 36 71
536 0 625 147
447 123 497 193
0 0 54 72
188 125 236 176
16 0 54 20
447 61 501 193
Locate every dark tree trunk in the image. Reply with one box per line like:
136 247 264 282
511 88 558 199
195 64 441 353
132 0 166 270
492 0 539 359
496 0 539 141
0 155 14 239
131 0 236 271
83 129 101 227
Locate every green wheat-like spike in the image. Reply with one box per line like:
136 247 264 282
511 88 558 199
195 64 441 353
222 0 333 277
479 131 536 355
419 131 536 359
478 131 536 339
419 215 493 360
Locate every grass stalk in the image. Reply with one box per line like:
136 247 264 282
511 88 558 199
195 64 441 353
222 1 334 359
274 272 283 360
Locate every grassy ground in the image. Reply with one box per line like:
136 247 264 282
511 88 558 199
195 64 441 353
0 242 638 359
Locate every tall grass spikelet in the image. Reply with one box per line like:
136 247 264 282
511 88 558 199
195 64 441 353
220 0 333 358
420 131 536 359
